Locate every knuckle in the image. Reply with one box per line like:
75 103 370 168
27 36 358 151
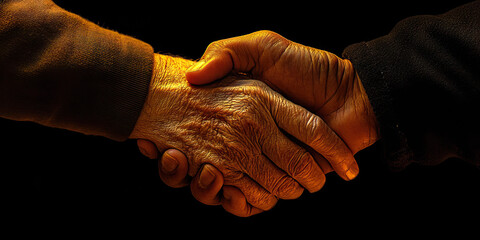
204 39 231 59
252 30 291 56
307 129 354 174
287 150 326 193
272 175 303 200
304 117 352 165
308 128 341 159
225 80 269 101
222 169 245 185
240 80 269 95
256 30 276 35
303 114 322 143
247 190 278 211
288 150 315 178
205 39 224 52
229 87 270 124
235 106 261 132
254 30 286 42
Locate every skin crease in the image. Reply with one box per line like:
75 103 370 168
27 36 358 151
130 53 358 215
137 31 380 217
187 31 379 154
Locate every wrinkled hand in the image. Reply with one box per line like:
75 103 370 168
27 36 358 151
131 54 357 215
187 30 379 155
140 31 380 217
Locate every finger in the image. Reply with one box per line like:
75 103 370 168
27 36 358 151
221 186 264 217
307 147 334 174
270 96 359 181
186 35 240 85
224 171 278 211
262 129 326 193
158 149 189 188
186 52 233 85
190 164 224 206
186 30 290 86
241 153 304 200
295 139 335 174
137 139 158 159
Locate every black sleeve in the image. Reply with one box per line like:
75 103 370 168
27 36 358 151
0 0 154 141
343 0 480 169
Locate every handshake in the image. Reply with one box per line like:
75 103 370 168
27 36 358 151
130 30 379 217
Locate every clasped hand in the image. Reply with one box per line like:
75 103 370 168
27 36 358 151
133 31 379 217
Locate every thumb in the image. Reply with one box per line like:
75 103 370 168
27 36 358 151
186 51 233 85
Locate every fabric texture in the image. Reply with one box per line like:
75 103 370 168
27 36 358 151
343 0 480 169
0 0 154 141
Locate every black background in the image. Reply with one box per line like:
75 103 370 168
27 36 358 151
3 0 479 235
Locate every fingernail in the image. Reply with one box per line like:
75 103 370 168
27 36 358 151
161 152 178 174
345 164 359 180
187 59 207 73
198 165 216 189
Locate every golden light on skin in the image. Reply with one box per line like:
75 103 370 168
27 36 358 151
185 30 378 158
131 52 362 210
130 30 382 216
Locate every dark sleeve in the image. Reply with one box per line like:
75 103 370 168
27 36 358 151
343 1 480 169
0 0 154 141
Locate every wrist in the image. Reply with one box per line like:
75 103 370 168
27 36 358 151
129 54 166 139
129 54 195 139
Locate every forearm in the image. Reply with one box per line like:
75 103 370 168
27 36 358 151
0 0 154 141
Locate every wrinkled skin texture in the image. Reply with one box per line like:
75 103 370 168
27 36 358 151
188 30 379 155
131 54 357 215
138 31 380 217
136 31 380 216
